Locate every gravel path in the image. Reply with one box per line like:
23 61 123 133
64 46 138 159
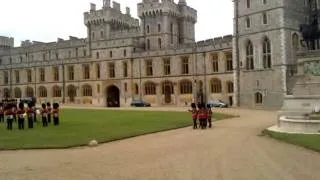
1 108 320 180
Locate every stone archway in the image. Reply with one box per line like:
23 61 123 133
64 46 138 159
106 85 120 107
67 85 77 103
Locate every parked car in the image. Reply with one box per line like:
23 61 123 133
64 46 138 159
130 100 151 107
207 100 229 108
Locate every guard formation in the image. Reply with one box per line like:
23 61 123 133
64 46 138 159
188 103 213 129
0 99 60 131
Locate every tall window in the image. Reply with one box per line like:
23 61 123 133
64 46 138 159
211 78 222 93
83 65 90 79
124 49 127 57
181 57 189 74
263 0 267 4
52 86 62 97
227 81 234 93
83 49 87 57
123 62 128 77
146 60 153 76
39 86 47 98
15 70 20 84
101 31 104 39
40 68 45 82
96 63 100 79
27 69 32 82
145 82 156 95
292 33 299 50
158 24 161 32
226 53 233 71
3 71 8 85
124 83 128 92
246 17 251 28
147 39 150 50
109 62 115 78
76 48 78 58
180 80 193 94
246 40 254 70
82 85 92 97
247 0 250 8
170 23 174 44
262 12 268 24
96 52 99 59
163 58 171 75
53 66 59 81
146 25 150 33
68 66 74 80
109 51 113 58
212 54 219 72
255 92 263 104
56 52 59 60
263 37 272 69
158 38 162 49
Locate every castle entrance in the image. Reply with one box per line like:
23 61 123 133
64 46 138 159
106 85 120 107
67 85 77 103
162 81 173 104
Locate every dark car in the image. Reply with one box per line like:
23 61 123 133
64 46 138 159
207 100 229 108
130 100 151 107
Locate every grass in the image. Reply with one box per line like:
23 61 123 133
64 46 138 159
263 130 320 152
0 109 233 150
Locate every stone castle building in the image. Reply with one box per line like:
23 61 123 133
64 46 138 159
233 0 310 109
0 0 234 107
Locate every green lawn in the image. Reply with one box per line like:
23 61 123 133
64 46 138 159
263 130 320 152
0 109 233 150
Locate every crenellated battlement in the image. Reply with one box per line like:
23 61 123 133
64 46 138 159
0 36 14 48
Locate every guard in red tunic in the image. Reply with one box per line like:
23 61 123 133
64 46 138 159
27 103 34 129
17 102 25 130
41 103 48 127
0 103 4 123
52 103 60 126
207 104 213 128
188 103 198 129
5 104 14 130
13 105 17 123
46 102 52 124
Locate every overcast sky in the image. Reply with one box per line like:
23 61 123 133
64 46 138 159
0 0 233 47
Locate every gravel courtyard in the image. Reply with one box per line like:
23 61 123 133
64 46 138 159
1 107 320 180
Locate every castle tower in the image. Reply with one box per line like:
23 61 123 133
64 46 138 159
233 0 308 109
0 36 14 49
138 0 196 50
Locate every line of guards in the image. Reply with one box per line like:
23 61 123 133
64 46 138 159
188 103 213 129
0 102 60 130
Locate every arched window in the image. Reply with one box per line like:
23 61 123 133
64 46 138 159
38 86 47 98
158 38 162 49
263 37 272 69
255 92 263 104
247 0 250 8
162 81 174 94
158 24 161 32
135 83 139 95
246 40 254 70
26 87 34 97
227 81 234 93
145 82 156 95
82 85 92 97
14 87 22 98
147 39 150 50
3 88 10 98
146 25 150 34
246 17 251 28
292 33 299 50
52 86 62 97
210 78 222 93
180 80 193 94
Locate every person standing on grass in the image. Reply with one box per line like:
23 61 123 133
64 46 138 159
46 102 52 124
0 103 4 123
188 103 198 129
52 103 60 126
207 104 213 128
17 102 25 130
27 103 34 129
5 104 14 130
41 103 48 127
13 104 17 123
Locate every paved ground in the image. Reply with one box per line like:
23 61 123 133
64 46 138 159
1 107 320 180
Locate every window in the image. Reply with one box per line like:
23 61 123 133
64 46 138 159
247 0 250 8
263 37 272 69
68 51 72 58
146 60 153 76
124 49 127 57
146 25 150 33
246 40 254 70
212 54 219 72
82 85 92 97
227 81 234 93
147 39 150 50
68 66 74 81
39 68 45 82
39 86 47 98
0 58 2 65
27 69 32 82
26 87 34 97
97 84 100 94
145 82 156 95
246 17 251 28
83 49 87 57
255 92 263 104
53 66 59 81
96 63 100 79
158 38 162 49
180 80 193 94
56 52 59 60
163 58 171 75
15 70 20 84
101 31 104 39
96 52 100 59
109 62 115 78
3 71 8 85
52 86 62 97
83 65 90 79
123 62 128 77
14 88 22 98
226 53 233 71
109 51 113 58
181 57 189 74
162 81 174 94
20 56 23 62
124 83 128 92
134 83 139 95
92 32 95 40
211 78 222 93
158 24 161 32
292 33 299 50
76 48 78 58
262 12 268 24
3 88 10 98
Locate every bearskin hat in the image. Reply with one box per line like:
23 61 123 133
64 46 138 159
191 103 196 108
41 103 46 109
53 103 59 109
18 102 24 109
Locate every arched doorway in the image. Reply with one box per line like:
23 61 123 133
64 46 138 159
67 85 77 103
106 85 120 107
162 81 174 104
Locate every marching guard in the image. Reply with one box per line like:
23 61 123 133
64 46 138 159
207 104 213 128
5 104 14 130
41 103 48 127
17 102 25 130
52 103 60 126
0 103 4 123
26 103 34 129
46 102 52 124
188 103 198 129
